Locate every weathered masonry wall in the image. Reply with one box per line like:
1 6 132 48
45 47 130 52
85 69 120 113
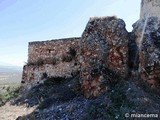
28 38 80 64
22 38 81 89
140 0 160 19
138 0 160 94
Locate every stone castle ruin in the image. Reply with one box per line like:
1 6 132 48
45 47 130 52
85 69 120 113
22 0 160 97
22 38 81 89
140 0 160 19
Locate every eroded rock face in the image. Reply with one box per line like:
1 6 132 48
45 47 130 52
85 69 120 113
80 17 129 97
132 17 160 93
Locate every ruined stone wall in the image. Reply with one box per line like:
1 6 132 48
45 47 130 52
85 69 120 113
140 0 160 19
28 38 80 64
22 38 81 89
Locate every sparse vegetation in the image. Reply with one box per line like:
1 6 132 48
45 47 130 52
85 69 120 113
0 84 21 106
85 81 134 119
12 76 78 108
2 76 160 120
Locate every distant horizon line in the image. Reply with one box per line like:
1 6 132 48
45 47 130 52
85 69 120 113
0 62 23 68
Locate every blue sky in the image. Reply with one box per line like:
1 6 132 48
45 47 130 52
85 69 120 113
0 0 140 67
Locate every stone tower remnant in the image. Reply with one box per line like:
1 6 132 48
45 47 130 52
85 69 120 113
140 0 160 19
132 0 160 93
132 17 160 93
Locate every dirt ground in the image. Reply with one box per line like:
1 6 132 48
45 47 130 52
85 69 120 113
0 102 36 120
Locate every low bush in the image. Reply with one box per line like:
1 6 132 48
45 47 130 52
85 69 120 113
14 76 78 108
85 81 134 119
0 84 21 106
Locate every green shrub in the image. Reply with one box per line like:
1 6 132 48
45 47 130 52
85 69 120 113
0 84 21 105
85 81 134 119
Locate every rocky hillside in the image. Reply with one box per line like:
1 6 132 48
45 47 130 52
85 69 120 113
12 75 160 120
